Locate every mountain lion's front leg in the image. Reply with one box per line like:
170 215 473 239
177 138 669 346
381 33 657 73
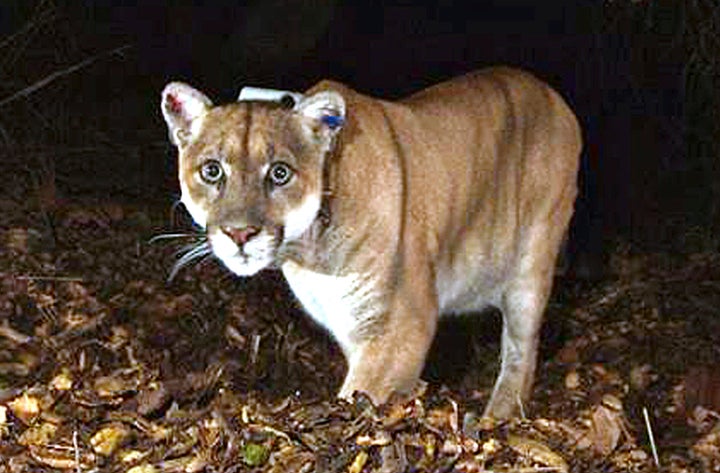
338 281 438 403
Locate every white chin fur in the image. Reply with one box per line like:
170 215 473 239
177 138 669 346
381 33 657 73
209 229 275 276
284 194 321 240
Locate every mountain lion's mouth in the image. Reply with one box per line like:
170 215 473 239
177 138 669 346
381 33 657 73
208 227 278 276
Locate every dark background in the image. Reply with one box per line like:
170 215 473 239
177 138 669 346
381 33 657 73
1 1 715 259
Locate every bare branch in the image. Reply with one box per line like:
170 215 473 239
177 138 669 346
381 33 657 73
0 44 131 109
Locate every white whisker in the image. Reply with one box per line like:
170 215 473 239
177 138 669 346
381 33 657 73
168 241 213 282
149 232 203 244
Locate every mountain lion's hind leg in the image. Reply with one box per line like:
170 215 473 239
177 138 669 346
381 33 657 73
483 276 550 419
484 226 565 419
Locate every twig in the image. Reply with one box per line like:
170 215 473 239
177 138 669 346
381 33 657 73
248 423 292 442
0 0 56 68
15 275 84 282
0 9 51 51
73 429 81 473
517 394 527 420
0 323 32 345
0 44 131 108
643 407 660 469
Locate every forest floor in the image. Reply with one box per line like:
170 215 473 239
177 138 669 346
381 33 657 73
2 181 720 472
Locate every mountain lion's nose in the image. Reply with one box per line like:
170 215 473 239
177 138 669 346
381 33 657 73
222 226 261 246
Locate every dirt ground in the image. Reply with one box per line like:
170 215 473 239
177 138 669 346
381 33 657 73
2 180 720 472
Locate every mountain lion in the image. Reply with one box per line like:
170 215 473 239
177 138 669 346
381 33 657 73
161 67 581 418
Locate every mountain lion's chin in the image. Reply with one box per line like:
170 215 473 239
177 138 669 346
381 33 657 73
219 254 273 277
209 229 277 277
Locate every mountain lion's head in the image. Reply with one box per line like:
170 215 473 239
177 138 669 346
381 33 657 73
161 83 345 276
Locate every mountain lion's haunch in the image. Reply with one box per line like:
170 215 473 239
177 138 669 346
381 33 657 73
161 68 581 419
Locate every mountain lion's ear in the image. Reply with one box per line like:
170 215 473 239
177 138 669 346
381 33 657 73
161 82 213 147
294 91 346 142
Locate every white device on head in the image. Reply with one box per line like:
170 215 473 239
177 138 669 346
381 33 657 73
238 86 305 107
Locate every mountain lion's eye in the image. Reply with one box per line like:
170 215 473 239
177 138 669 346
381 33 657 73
268 162 293 187
200 160 223 183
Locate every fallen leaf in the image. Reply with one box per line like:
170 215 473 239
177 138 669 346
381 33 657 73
90 423 132 456
507 435 568 472
348 450 369 473
8 392 41 425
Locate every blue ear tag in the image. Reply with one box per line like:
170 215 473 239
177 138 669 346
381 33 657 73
321 114 344 130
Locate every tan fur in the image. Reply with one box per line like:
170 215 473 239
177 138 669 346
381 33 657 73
161 67 581 418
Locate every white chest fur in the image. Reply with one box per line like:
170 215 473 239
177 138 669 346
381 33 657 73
281 261 378 355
